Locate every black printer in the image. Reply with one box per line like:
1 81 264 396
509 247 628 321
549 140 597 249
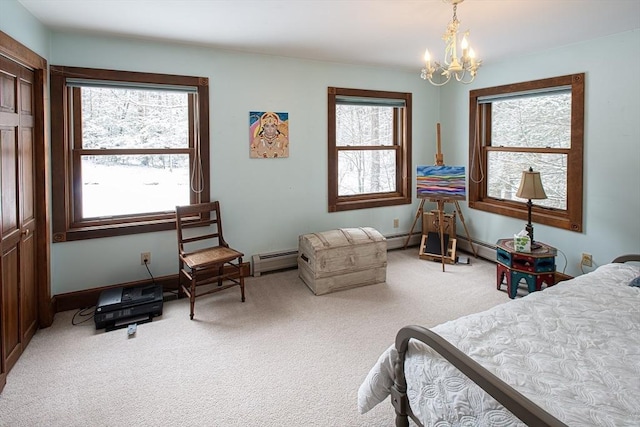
94 284 163 331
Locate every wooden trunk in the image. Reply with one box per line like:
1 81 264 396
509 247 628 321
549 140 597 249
298 227 387 295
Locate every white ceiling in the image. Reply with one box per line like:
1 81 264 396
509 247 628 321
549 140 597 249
17 0 640 71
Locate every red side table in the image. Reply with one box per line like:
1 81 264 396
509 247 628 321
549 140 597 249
496 238 557 299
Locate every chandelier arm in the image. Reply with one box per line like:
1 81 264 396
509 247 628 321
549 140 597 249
454 69 466 82
423 73 453 87
458 75 476 84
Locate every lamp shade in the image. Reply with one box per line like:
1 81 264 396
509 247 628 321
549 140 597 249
516 168 547 200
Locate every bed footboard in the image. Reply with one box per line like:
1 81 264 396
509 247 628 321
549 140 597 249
391 325 568 427
612 254 640 263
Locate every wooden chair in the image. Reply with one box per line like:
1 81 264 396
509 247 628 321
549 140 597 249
175 201 245 320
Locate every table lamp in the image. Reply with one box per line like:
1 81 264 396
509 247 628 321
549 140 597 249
515 167 547 250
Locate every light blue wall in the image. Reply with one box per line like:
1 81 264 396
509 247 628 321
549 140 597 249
2 0 639 295
0 0 50 58
45 33 440 294
439 29 640 276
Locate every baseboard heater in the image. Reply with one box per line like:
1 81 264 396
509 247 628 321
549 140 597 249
385 232 422 250
252 250 299 276
251 232 424 277
455 236 497 261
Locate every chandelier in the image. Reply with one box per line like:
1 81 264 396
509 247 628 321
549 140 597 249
421 0 481 86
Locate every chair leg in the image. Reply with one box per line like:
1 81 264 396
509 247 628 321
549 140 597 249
217 265 224 287
189 274 196 320
239 257 245 302
177 262 185 299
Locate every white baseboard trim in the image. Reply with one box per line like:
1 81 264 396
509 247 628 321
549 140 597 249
456 236 496 261
385 232 422 250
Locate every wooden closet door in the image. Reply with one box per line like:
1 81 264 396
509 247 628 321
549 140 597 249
18 63 38 346
0 55 37 375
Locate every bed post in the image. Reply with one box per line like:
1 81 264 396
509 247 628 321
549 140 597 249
392 328 424 427
391 349 410 427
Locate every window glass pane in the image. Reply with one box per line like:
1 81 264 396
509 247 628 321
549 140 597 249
338 150 396 196
81 87 189 149
487 151 567 210
336 105 394 146
491 92 571 149
81 155 190 218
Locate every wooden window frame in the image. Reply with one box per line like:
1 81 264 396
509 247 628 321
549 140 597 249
468 74 584 232
327 87 412 212
50 66 210 242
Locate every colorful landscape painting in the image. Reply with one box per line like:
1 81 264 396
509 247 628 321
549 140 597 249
417 165 466 200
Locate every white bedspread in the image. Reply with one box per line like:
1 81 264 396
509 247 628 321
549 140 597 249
358 263 640 426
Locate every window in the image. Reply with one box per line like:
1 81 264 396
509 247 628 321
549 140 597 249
50 66 210 241
328 87 412 212
468 74 584 232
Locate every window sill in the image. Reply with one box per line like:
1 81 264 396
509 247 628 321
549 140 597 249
469 200 580 232
330 194 411 212
53 218 176 242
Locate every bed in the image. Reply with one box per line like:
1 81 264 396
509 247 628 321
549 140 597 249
358 255 640 426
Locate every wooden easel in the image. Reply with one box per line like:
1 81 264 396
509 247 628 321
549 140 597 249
404 123 477 271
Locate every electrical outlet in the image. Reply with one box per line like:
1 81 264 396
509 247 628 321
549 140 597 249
141 252 151 265
581 252 592 267
393 218 399 228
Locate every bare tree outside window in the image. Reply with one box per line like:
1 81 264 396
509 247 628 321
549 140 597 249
487 92 571 210
328 87 412 212
468 74 584 232
50 66 210 241
336 105 396 196
80 87 191 218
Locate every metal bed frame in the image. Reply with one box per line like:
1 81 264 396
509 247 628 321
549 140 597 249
390 254 640 427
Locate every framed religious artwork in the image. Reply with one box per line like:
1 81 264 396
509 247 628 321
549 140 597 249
249 111 289 158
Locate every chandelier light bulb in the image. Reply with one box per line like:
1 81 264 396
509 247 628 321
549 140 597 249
424 49 431 62
461 35 469 50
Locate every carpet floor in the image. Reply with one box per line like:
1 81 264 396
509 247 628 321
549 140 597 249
0 248 511 426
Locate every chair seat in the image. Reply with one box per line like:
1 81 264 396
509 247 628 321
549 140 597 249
181 246 244 270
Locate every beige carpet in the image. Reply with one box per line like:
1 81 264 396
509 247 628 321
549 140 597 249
0 248 511 427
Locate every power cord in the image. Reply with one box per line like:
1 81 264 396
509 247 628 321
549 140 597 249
556 248 568 274
143 258 156 286
575 251 599 275
72 306 95 326
580 259 598 275
143 258 179 300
